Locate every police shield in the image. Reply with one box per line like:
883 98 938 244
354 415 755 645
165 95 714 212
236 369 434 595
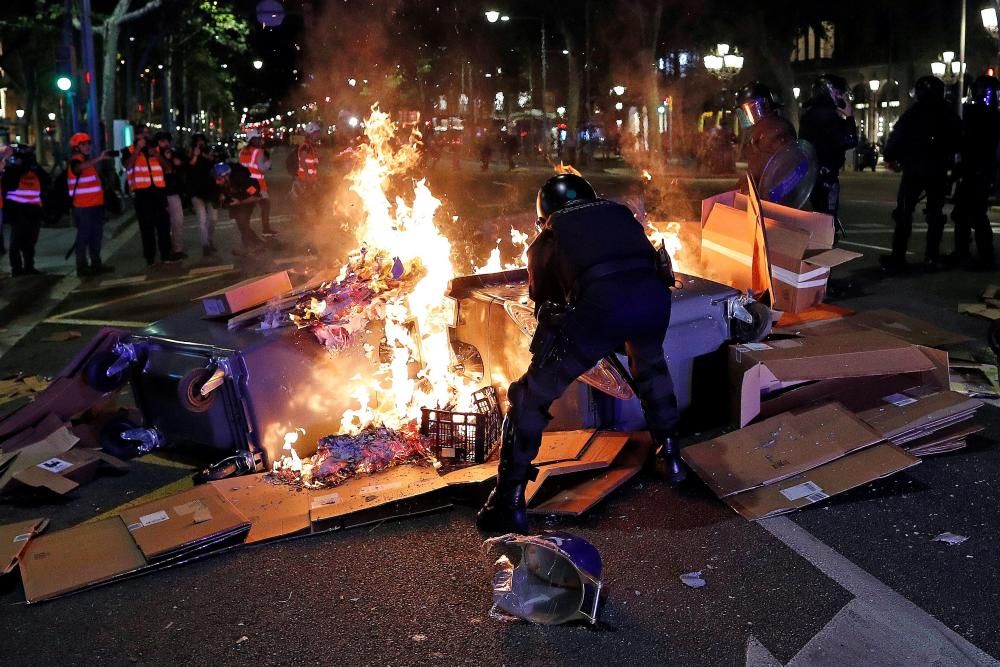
759 140 818 208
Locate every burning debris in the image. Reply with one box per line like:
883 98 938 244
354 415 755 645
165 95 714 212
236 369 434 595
271 425 436 488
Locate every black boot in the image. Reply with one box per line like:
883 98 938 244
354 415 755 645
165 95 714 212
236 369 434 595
654 433 688 486
476 477 528 534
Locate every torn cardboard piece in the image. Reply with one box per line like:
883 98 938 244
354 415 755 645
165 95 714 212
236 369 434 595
777 309 971 348
210 474 311 544
119 484 251 561
6 448 127 496
441 462 499 486
681 402 883 498
857 390 982 447
19 517 147 603
0 425 80 494
724 443 920 520
308 464 448 527
0 518 48 576
533 430 597 466
197 270 293 318
949 363 1000 399
525 432 631 504
730 331 950 426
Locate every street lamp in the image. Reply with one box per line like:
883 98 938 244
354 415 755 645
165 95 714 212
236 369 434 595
932 51 965 84
612 85 626 96
15 109 24 118
252 59 263 70
704 43 744 80
484 10 500 23
983 6 999 36
792 86 801 99
867 79 880 142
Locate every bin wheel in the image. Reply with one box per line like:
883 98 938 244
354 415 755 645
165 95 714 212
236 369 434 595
731 301 773 343
84 350 128 392
988 321 1000 358
178 368 218 413
100 417 142 460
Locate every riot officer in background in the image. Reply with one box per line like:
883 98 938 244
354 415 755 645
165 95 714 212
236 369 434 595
736 82 798 188
476 174 685 535
799 75 858 232
948 74 1000 271
880 75 961 272
1 145 50 276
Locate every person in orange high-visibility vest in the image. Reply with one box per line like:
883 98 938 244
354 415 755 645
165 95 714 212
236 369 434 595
239 129 274 235
123 125 174 266
69 132 115 277
291 121 322 248
1 145 50 276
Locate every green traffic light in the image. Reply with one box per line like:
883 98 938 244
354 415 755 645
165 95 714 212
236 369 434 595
56 76 72 91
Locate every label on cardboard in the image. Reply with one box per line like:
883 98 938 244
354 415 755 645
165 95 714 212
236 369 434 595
36 457 73 473
202 298 226 317
739 343 772 352
360 481 403 495
13 533 33 543
310 493 340 509
137 510 170 527
780 481 826 501
883 393 918 407
173 499 208 516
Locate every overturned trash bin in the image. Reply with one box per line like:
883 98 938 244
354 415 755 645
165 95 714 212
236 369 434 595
487 531 603 625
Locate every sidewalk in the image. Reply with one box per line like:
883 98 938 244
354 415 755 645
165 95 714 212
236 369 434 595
0 210 136 324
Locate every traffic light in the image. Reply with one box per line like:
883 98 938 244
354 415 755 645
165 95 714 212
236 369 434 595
55 45 74 92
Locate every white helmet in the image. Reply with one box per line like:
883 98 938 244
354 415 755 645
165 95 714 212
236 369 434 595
305 121 321 135
246 128 261 139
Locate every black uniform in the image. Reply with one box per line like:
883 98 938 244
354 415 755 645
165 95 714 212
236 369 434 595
503 199 679 482
882 98 961 264
799 96 858 220
220 163 263 248
951 103 999 267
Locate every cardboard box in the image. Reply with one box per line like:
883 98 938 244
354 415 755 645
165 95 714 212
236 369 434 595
724 443 920 520
210 474 311 544
0 518 48 576
701 190 836 250
19 517 147 603
778 309 972 348
197 270 293 317
681 403 883 498
729 331 950 426
119 484 251 561
857 390 982 447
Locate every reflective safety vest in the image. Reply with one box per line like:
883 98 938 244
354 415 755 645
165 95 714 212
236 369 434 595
239 146 268 192
5 171 42 206
127 151 166 190
297 144 319 183
69 154 104 207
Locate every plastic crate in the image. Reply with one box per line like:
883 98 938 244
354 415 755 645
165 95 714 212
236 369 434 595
420 387 501 463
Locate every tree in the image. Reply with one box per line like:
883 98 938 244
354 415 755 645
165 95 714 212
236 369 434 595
98 0 163 134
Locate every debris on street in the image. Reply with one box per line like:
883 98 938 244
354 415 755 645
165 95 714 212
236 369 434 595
933 532 969 546
680 571 707 589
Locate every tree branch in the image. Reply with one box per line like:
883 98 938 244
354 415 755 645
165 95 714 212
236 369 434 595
121 0 163 24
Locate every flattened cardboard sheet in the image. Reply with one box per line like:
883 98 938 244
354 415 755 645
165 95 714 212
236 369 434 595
533 430 596 465
725 443 920 520
308 465 447 524
682 402 883 498
197 270 293 317
19 517 147 603
525 432 632 504
857 391 982 444
210 474 311 544
120 484 250 560
0 518 48 575
441 462 499 486
783 309 971 348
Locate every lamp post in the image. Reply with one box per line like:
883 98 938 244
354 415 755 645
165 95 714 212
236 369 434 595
252 59 263 70
982 5 1000 70
931 51 965 84
703 43 744 81
868 79 880 143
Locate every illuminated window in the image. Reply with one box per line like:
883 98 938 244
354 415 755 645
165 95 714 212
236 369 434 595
819 22 835 58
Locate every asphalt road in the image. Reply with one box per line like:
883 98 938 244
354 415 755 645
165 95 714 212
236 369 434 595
2 158 1000 666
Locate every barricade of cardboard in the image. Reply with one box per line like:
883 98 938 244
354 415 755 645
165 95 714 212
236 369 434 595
729 331 950 427
699 189 859 313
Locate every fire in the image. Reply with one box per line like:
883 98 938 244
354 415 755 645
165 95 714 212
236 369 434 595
292 106 478 436
554 161 583 176
473 227 531 274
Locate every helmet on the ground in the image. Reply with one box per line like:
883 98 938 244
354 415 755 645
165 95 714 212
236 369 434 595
70 132 92 149
536 173 597 221
305 121 321 135
914 76 945 104
968 75 1000 109
212 162 232 180
811 74 850 104
489 531 604 625
736 82 782 127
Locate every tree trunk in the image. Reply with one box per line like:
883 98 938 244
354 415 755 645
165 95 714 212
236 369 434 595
100 5 124 136
560 22 581 163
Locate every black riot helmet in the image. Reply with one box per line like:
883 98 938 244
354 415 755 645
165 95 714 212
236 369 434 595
968 74 1000 109
913 76 945 104
735 82 782 128
536 173 598 223
811 74 850 104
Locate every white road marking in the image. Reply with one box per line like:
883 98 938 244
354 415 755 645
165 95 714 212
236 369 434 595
51 273 224 320
748 517 998 666
41 317 151 328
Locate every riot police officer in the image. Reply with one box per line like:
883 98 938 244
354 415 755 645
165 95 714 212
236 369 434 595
949 74 1000 270
799 75 858 230
476 174 684 535
736 82 797 188
880 75 961 272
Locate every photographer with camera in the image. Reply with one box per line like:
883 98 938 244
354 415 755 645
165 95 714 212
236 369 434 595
155 132 187 260
68 132 116 276
800 75 858 235
123 125 172 267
